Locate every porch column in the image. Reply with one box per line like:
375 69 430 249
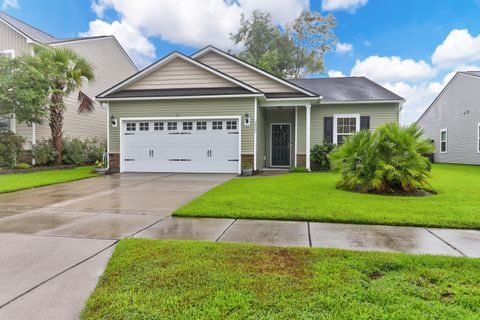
305 103 311 171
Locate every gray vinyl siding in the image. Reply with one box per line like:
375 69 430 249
417 73 480 165
108 98 255 154
296 103 400 153
15 122 33 148
0 20 32 56
264 109 296 167
34 38 137 144
197 51 297 93
127 58 236 90
256 106 266 169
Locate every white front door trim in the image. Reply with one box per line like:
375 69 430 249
305 103 311 171
119 116 242 174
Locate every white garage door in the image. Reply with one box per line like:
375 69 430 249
121 118 240 173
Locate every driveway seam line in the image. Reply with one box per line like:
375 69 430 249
127 215 171 238
0 240 118 310
307 222 312 247
424 228 467 257
215 219 237 242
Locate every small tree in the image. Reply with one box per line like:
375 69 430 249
0 46 95 165
330 123 435 194
231 10 337 78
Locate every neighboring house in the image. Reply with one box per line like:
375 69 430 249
0 11 138 157
97 46 404 174
417 71 480 165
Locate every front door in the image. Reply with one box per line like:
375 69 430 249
271 124 291 166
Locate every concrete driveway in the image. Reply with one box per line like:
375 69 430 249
0 173 234 320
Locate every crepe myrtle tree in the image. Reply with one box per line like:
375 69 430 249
0 45 95 165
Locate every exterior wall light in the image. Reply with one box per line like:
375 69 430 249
244 112 250 126
110 115 118 127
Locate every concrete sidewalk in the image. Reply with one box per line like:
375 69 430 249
136 217 480 258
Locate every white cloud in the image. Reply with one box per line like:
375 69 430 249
432 29 480 68
351 55 436 83
363 40 372 46
88 0 308 49
336 42 353 54
328 70 346 77
1 0 19 10
321 0 368 12
80 19 156 68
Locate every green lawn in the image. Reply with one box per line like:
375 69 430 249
0 166 98 193
82 239 480 320
175 164 480 229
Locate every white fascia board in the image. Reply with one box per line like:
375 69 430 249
321 100 405 105
98 52 260 98
97 93 263 102
191 46 317 97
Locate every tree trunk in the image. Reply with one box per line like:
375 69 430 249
49 93 65 165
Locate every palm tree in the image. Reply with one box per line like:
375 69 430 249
33 45 95 165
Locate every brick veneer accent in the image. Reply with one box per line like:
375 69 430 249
296 154 306 167
109 153 120 169
241 154 254 166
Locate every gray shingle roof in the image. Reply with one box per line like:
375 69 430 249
0 11 57 43
462 71 480 77
289 77 404 102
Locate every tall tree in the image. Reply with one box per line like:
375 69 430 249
231 10 337 78
0 45 95 165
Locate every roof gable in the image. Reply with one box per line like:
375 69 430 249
0 11 56 44
192 46 316 96
98 52 260 98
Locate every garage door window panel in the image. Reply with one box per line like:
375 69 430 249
226 121 237 130
212 121 223 130
168 122 177 131
197 121 207 130
154 122 164 131
139 122 149 131
183 122 193 130
126 123 136 131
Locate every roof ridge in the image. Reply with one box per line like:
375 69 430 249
0 11 57 42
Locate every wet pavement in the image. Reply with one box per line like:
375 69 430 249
0 172 479 319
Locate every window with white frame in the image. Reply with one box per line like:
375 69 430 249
126 122 136 131
334 114 360 144
477 123 480 153
0 118 10 132
226 120 237 130
182 121 193 130
212 121 223 130
0 50 15 59
154 122 164 131
196 121 207 130
139 122 149 131
167 122 177 131
440 129 447 153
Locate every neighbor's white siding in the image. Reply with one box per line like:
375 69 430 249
0 19 32 56
417 73 480 165
126 57 237 90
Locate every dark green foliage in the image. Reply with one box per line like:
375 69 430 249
85 138 106 163
32 140 56 166
61 138 87 165
310 143 335 171
290 166 309 172
0 131 25 167
330 123 435 193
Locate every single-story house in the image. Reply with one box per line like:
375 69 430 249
0 11 137 156
97 46 405 174
417 71 480 165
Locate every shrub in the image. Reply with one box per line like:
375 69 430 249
0 131 25 167
85 138 106 163
330 123 435 194
62 138 87 165
310 142 335 171
290 166 309 173
241 162 253 169
13 163 31 169
32 139 56 166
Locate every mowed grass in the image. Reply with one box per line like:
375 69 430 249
82 239 480 320
0 166 98 193
175 164 480 229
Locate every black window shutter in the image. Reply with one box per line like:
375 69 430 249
324 117 333 144
360 116 370 130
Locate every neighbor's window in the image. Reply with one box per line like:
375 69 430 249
334 115 359 144
167 122 177 131
154 122 164 131
440 129 447 153
0 118 10 132
126 122 136 131
477 123 480 153
212 121 223 130
226 120 237 130
139 122 149 131
196 121 207 130
0 50 15 59
183 121 193 130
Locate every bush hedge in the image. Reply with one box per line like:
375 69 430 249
0 131 25 167
310 142 335 171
